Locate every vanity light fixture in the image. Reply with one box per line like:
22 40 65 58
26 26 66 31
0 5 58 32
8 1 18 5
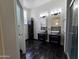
40 12 48 18
50 8 62 15
50 11 54 15
57 8 62 13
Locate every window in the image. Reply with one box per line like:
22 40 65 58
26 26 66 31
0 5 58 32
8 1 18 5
23 9 27 24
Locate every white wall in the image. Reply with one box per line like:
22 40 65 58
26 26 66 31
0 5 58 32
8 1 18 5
24 24 28 39
31 17 46 39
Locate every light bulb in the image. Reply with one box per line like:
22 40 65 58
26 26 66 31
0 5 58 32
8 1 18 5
55 22 58 25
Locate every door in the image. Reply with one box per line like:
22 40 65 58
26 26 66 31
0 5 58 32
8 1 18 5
0 17 4 59
69 0 78 59
28 18 34 39
16 0 26 54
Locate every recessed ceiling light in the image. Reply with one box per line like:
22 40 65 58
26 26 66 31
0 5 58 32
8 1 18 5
50 8 62 15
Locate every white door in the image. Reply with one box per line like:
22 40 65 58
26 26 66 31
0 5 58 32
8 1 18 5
16 1 26 54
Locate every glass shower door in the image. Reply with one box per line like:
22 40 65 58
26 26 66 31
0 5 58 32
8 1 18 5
69 0 78 59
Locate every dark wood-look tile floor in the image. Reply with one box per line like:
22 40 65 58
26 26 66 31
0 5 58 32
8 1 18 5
21 40 67 59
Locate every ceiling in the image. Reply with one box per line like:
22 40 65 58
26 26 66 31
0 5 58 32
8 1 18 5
19 0 66 9
19 0 52 9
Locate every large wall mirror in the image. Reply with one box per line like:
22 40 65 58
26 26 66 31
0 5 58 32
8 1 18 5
47 15 61 35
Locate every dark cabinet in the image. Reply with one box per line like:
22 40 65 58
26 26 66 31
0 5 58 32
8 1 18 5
49 35 60 45
38 33 61 45
38 33 47 41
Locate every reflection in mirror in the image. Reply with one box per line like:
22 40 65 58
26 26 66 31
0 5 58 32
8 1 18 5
47 14 61 35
